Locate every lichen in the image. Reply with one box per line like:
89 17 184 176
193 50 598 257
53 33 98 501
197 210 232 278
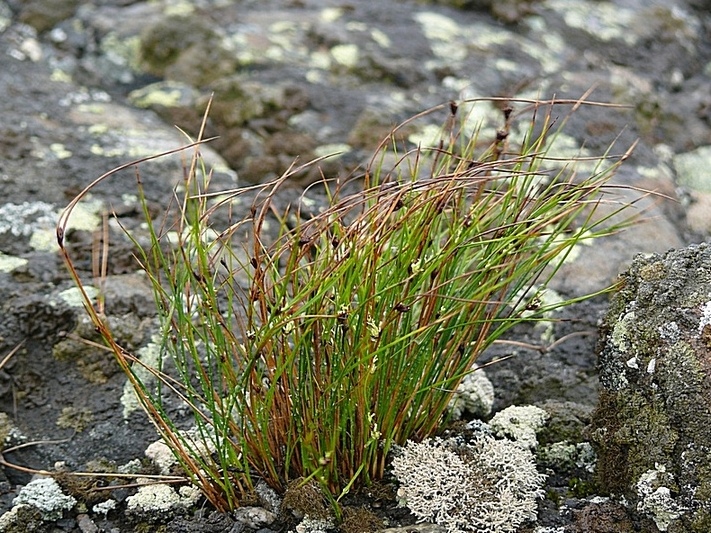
121 336 162 418
538 441 596 474
125 483 200 519
392 436 545 533
11 477 76 521
636 464 686 531
449 366 495 419
592 244 711 531
489 405 549 450
0 253 28 273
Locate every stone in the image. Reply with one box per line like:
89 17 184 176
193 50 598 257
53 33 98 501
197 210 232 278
589 242 711 532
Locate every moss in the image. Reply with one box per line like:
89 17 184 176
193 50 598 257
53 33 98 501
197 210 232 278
138 15 237 86
0 504 44 533
639 261 667 282
568 477 597 498
52 471 107 507
281 478 332 521
538 401 593 445
691 509 711 531
134 524 167 533
591 390 678 497
340 506 383 533
56 406 93 432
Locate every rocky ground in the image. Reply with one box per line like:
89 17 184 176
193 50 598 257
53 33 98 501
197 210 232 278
0 0 709 531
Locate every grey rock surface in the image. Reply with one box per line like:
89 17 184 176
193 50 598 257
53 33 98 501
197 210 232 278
590 243 711 532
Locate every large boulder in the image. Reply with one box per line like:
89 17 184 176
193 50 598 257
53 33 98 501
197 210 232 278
590 243 711 532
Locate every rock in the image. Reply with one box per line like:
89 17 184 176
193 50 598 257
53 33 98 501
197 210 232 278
685 191 711 236
589 242 711 532
233 506 277 529
137 14 238 87
570 499 654 533
17 0 79 33
77 513 99 533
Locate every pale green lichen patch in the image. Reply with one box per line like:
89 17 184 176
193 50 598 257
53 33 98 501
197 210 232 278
330 43 359 68
125 483 201 517
11 478 76 521
49 143 72 159
54 286 99 308
29 229 58 252
370 28 391 48
164 0 195 17
313 143 352 159
610 309 636 354
489 405 549 450
100 32 141 73
673 145 711 193
414 11 468 62
128 81 196 109
548 0 637 45
636 464 687 531
121 336 162 419
538 441 596 473
407 123 445 148
0 253 28 273
448 366 495 419
320 7 344 23
35 198 102 252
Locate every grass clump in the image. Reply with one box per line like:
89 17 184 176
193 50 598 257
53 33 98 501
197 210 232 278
57 96 638 514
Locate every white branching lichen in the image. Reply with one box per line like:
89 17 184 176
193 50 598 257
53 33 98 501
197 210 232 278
392 436 546 533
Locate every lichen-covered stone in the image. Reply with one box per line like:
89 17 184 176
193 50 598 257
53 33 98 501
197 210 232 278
489 404 549 450
137 14 238 87
589 242 711 532
125 483 200 521
449 366 495 419
10 477 76 521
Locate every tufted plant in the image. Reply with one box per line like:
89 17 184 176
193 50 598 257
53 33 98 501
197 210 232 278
58 96 639 514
